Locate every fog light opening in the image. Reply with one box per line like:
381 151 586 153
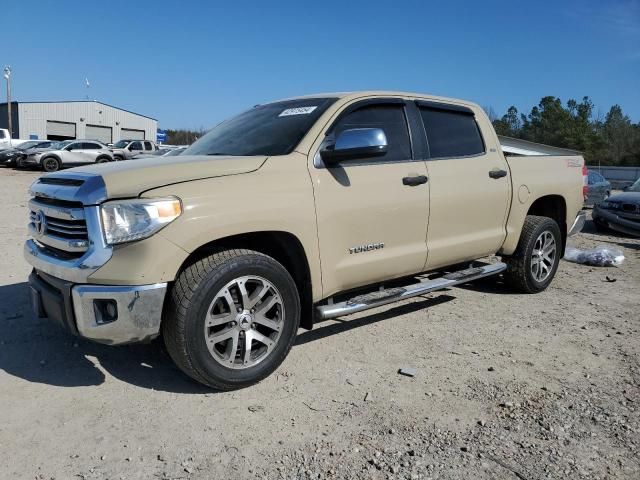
94 299 118 325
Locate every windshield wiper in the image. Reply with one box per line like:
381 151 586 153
206 152 237 156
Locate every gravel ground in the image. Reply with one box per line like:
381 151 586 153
0 166 638 480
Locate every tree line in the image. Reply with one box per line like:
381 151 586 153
489 96 640 166
165 128 207 145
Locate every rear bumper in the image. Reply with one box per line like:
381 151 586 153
568 210 587 236
28 269 167 345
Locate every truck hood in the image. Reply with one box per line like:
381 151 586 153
47 155 268 200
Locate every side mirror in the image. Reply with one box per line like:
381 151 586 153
320 128 388 164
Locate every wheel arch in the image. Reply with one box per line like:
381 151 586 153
175 231 314 330
526 195 567 252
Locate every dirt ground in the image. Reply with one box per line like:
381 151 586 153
0 166 638 480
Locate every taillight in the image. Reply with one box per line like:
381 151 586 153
582 165 588 200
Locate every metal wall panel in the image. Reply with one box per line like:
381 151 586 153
86 124 112 143
16 102 157 142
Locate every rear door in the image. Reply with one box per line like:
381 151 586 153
82 142 105 162
309 98 430 295
417 101 511 270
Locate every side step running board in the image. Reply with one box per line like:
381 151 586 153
316 262 506 320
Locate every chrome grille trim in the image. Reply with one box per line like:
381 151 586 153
28 224 89 252
24 174 112 284
28 199 85 221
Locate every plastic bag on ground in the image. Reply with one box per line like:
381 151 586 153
563 245 625 267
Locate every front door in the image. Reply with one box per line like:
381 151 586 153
416 101 511 270
309 99 430 297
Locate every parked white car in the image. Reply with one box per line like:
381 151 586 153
0 128 30 150
21 139 114 172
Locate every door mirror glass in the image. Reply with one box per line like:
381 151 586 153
320 128 388 164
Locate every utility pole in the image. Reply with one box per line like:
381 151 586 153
3 66 12 141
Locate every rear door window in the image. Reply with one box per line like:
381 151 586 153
331 104 412 162
419 107 485 158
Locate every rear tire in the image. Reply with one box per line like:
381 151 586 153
42 156 61 172
503 215 562 294
96 156 111 163
163 249 300 390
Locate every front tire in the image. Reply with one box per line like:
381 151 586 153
42 156 61 172
163 249 300 390
503 215 562 293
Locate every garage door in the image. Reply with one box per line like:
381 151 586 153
46 121 76 139
86 124 112 144
121 128 145 140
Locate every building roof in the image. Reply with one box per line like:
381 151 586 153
0 100 157 121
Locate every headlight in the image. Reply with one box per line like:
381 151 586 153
599 201 619 210
100 197 182 245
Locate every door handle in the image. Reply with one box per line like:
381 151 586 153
488 169 508 179
402 175 428 186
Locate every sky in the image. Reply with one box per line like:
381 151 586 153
3 0 640 129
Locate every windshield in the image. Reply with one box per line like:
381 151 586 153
113 140 130 148
184 97 337 156
17 141 41 150
629 178 640 192
51 140 73 150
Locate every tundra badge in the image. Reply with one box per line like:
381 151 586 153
349 242 385 254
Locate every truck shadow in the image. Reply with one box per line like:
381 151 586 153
295 294 456 346
0 281 210 394
0 281 455 392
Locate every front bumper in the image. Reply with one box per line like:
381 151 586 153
29 269 167 345
568 210 587 236
593 206 640 237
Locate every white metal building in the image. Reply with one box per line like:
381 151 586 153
0 101 156 143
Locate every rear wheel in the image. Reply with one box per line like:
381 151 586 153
96 156 111 163
163 249 300 390
503 215 562 293
42 156 61 172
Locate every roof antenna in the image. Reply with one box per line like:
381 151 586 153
85 77 90 100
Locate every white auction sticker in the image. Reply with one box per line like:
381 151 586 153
279 106 317 117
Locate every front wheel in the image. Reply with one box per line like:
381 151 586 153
163 249 300 390
503 215 562 293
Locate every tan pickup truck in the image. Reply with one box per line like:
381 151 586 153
25 91 586 390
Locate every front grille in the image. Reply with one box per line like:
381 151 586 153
28 198 90 259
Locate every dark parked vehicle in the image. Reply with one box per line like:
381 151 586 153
593 178 640 237
0 140 55 166
585 170 611 206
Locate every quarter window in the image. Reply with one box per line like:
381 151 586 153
419 107 484 158
331 104 412 162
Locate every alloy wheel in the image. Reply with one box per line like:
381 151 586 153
204 275 284 369
531 230 556 282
